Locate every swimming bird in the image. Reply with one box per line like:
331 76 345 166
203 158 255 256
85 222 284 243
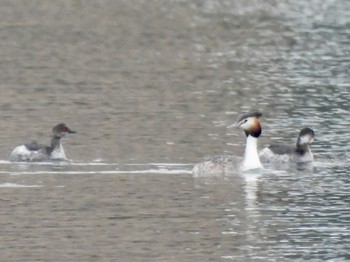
9 123 76 162
193 111 263 175
259 127 314 163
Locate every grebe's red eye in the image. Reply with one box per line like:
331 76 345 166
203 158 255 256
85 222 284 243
63 127 68 132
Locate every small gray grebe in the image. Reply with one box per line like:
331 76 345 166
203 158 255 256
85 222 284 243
10 123 76 162
193 111 263 175
259 127 314 163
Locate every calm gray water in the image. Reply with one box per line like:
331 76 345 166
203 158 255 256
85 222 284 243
1 0 350 261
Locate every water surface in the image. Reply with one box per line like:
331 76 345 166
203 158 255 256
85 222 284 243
0 0 350 261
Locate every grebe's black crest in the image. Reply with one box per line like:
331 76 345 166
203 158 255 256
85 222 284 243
236 111 262 122
52 123 76 138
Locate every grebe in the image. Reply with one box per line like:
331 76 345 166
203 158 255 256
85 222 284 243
193 111 263 175
259 127 314 163
10 123 76 162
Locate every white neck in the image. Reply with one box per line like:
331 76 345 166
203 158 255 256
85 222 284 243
308 147 314 161
242 135 263 171
299 146 314 162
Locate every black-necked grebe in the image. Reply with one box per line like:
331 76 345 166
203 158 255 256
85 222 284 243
193 111 263 175
10 123 76 162
259 127 314 163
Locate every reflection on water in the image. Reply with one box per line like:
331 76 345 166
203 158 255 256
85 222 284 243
0 0 350 261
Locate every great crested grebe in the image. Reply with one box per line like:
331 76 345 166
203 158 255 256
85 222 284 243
193 111 263 175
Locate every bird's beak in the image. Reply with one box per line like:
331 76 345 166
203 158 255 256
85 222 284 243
227 122 240 128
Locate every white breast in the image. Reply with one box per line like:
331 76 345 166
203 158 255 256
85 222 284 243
50 143 67 160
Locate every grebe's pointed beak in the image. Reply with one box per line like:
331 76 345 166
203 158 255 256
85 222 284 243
67 128 76 134
227 121 240 128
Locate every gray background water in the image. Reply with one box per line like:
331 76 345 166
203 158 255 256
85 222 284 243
1 0 350 261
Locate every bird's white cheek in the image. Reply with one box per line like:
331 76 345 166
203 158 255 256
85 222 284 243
299 135 313 144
